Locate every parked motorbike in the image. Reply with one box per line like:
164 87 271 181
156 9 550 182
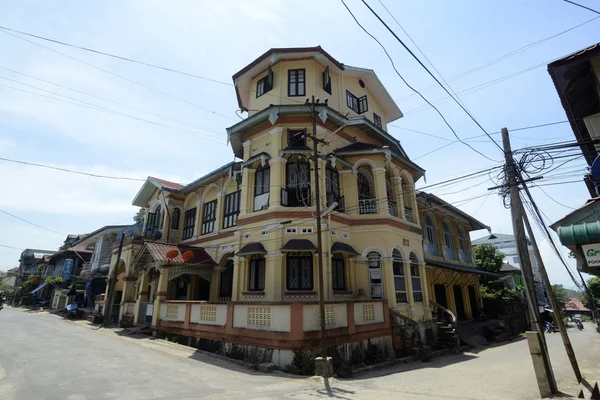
545 321 558 333
63 303 84 319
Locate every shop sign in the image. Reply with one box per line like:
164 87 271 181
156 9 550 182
582 244 600 267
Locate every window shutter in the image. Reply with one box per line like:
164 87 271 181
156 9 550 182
266 66 273 91
146 212 156 233
358 95 368 114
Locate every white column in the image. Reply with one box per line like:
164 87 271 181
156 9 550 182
194 198 203 238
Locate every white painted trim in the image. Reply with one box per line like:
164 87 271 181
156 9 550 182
362 246 387 259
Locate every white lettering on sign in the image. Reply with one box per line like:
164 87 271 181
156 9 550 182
582 244 600 267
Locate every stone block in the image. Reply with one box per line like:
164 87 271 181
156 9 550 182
315 357 333 377
258 362 276 373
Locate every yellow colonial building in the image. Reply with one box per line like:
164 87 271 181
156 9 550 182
105 47 491 366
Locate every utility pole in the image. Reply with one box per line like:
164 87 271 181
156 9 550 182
104 232 124 327
501 127 557 395
308 95 331 376
522 206 582 383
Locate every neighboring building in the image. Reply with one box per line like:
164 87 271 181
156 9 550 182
416 192 497 321
547 42 600 197
2 267 19 291
16 248 56 287
496 262 523 290
472 233 549 306
564 297 592 319
108 46 435 366
71 225 131 279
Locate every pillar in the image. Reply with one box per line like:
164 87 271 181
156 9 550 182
340 170 357 215
392 176 404 219
409 183 420 225
231 255 242 301
240 167 251 216
404 260 417 320
269 159 282 208
373 167 388 215
420 262 432 320
266 251 283 301
151 266 170 327
209 270 219 301
215 191 224 234
383 258 396 307
194 198 203 238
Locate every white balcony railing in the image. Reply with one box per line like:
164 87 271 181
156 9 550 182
443 247 455 260
359 199 377 214
388 201 397 217
424 242 438 256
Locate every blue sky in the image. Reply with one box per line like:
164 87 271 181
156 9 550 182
0 0 597 288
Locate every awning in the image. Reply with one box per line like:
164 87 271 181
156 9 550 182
426 261 501 277
237 242 267 257
242 152 271 168
556 221 600 246
30 282 48 294
145 241 216 266
331 242 360 256
281 239 317 252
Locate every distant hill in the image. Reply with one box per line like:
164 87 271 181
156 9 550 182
563 288 583 300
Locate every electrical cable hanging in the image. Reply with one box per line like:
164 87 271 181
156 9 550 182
339 0 500 162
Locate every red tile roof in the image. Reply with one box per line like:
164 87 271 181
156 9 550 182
149 177 184 190
564 298 590 312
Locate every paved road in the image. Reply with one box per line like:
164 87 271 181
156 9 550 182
1 307 599 399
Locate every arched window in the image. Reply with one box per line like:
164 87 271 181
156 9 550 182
401 178 413 222
442 221 455 260
326 166 340 209
458 227 468 263
249 255 265 291
155 204 163 230
424 214 438 256
357 166 376 214
254 164 270 211
392 249 407 303
410 253 422 302
171 208 180 230
284 158 311 207
331 254 345 291
367 251 383 299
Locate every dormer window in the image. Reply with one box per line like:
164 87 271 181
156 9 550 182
288 69 305 97
256 67 273 98
346 90 368 114
323 66 331 95
288 129 307 147
373 113 382 128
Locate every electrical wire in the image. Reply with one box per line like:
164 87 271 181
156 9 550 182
563 0 600 15
0 208 65 236
340 0 500 163
0 157 146 181
531 183 575 210
357 0 504 154
0 243 23 251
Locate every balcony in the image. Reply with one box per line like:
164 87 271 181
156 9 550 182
254 192 270 211
443 247 455 260
395 291 408 304
404 207 413 222
359 198 377 214
424 242 438 257
388 201 397 217
281 187 311 207
413 291 423 303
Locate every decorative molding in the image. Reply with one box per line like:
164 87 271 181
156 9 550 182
269 126 284 135
268 108 279 125
265 251 284 260
242 140 252 148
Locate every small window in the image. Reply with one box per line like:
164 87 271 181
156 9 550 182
342 232 350 240
223 191 241 229
323 66 331 94
332 256 345 290
301 227 313 234
330 229 337 237
243 233 251 239
373 113 382 129
287 253 313 290
288 129 307 147
256 67 273 98
254 166 270 212
286 227 297 234
346 91 368 114
288 69 305 97
171 208 180 230
182 208 196 240
249 255 265 291
261 230 268 237
201 200 217 235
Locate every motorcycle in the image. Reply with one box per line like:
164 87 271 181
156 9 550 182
575 319 584 331
545 321 558 333
63 303 84 319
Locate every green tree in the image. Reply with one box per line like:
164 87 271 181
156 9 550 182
474 244 504 284
583 277 600 310
552 284 569 314
133 208 146 224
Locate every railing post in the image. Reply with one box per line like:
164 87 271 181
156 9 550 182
347 302 356 335
183 302 192 329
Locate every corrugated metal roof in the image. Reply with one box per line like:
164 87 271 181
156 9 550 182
556 221 600 246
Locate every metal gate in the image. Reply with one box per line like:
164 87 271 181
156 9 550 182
138 302 154 324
